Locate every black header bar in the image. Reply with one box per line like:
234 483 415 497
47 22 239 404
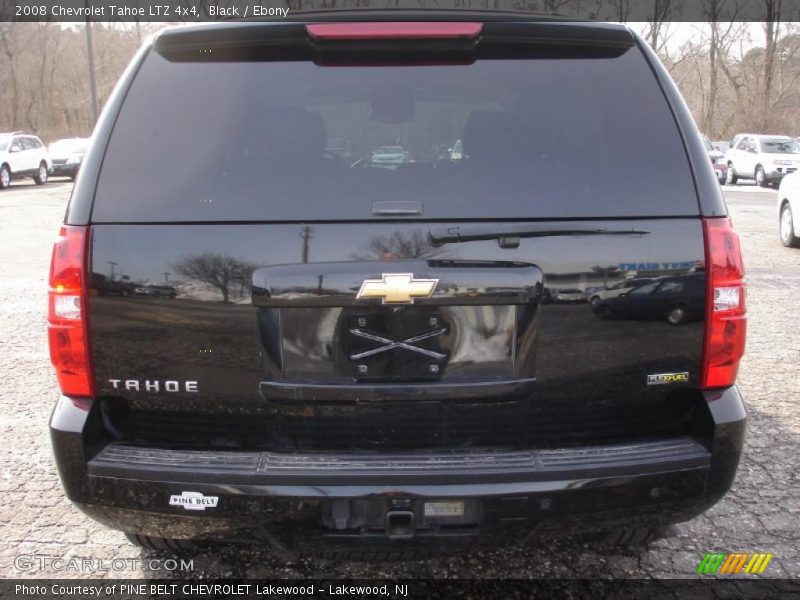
2 1 797 23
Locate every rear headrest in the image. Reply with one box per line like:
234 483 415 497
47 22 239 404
463 110 549 165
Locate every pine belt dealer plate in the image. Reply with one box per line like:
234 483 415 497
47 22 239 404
424 501 465 518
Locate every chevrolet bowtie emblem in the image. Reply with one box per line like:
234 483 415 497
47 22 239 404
356 273 438 304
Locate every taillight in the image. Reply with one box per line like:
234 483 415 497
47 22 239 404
701 217 746 389
48 225 94 398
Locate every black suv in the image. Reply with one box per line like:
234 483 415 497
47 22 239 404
48 12 747 557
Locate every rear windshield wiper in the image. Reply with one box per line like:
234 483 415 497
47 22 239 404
428 225 651 248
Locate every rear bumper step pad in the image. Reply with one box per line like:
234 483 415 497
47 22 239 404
88 437 710 486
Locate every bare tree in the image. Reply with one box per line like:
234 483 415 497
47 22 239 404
772 28 800 116
3 10 800 148
174 253 256 303
0 23 148 140
1 26 19 128
540 0 580 13
352 230 443 261
705 5 722 135
642 0 683 58
761 0 783 130
605 0 634 21
701 1 745 135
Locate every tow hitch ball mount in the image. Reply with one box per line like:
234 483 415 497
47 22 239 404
386 510 416 540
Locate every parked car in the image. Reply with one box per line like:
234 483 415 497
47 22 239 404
0 132 50 188
712 140 730 154
583 285 605 298
325 137 355 164
48 15 746 557
726 133 800 187
777 170 800 247
149 284 178 299
703 135 727 183
369 145 408 167
589 277 655 309
90 274 134 297
133 286 157 296
552 288 586 303
48 137 90 180
130 284 175 298
594 273 706 325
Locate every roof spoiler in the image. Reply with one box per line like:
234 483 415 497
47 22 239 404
153 21 633 63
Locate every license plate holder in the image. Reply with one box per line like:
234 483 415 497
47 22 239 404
342 306 450 381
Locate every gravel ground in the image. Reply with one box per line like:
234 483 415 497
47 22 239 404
0 179 798 580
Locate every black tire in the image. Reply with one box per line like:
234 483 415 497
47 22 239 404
124 532 198 553
780 202 800 248
666 305 688 325
726 163 738 184
755 165 768 188
0 164 10 189
33 161 48 185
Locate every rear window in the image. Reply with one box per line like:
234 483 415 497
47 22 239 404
92 44 698 222
760 138 799 154
51 139 89 154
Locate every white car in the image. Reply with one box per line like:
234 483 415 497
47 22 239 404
370 146 407 167
589 278 655 309
552 288 586 303
48 137 89 180
777 171 800 247
0 132 50 189
726 134 800 187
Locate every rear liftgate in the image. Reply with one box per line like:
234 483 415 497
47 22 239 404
253 259 543 539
